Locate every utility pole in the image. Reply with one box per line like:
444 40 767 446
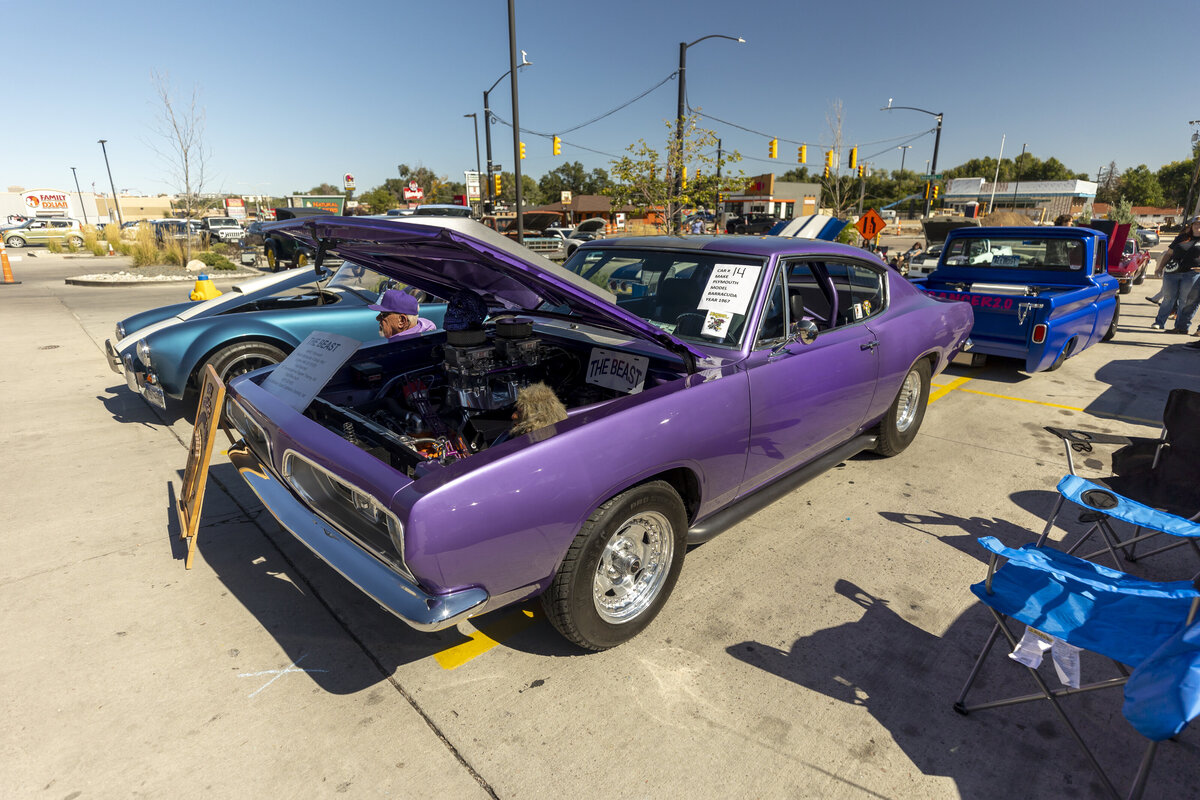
856 165 866 216
70 167 88 225
1184 121 1200 219
1011 143 1027 211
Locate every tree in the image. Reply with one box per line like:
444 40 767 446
1096 161 1121 205
538 161 588 198
496 172 543 207
358 187 397 214
607 113 743 232
1118 165 1165 207
1156 145 1199 208
817 101 858 218
1107 196 1136 226
150 71 208 262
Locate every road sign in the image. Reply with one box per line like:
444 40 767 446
918 173 943 181
856 208 886 240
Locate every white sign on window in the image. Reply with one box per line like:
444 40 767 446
699 264 761 315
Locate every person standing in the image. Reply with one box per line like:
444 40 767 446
1151 217 1200 334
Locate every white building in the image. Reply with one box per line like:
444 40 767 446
944 178 1098 220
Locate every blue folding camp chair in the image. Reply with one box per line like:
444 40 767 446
1041 388 1200 573
954 536 1200 800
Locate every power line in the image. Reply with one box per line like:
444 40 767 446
495 71 679 138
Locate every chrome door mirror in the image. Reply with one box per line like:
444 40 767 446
770 319 819 357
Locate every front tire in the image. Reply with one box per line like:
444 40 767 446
264 243 279 271
541 481 687 651
294 251 308 269
873 359 931 457
201 341 287 386
1119 280 1132 295
5 236 25 248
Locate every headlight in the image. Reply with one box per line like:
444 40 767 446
135 339 151 365
115 321 126 340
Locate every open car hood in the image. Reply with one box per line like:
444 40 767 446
922 218 981 244
268 216 708 365
1080 219 1130 267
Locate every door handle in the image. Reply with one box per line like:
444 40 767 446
860 340 879 351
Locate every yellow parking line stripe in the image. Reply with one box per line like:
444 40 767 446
434 607 538 670
955 387 1084 412
928 376 971 404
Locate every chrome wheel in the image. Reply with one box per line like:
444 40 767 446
895 368 923 433
593 510 674 624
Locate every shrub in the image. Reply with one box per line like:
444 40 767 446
91 244 108 257
129 239 157 267
47 240 63 253
82 226 100 249
105 223 124 248
196 250 237 271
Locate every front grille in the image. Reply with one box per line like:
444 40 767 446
282 451 411 579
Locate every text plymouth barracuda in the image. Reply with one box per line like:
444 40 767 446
223 217 973 650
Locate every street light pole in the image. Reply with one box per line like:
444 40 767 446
881 102 942 217
1012 143 1027 210
1184 121 1200 219
482 53 531 220
507 0 524 244
70 167 88 226
674 34 743 235
464 113 481 216
97 139 123 226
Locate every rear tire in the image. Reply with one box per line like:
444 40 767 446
1119 281 1132 295
68 235 84 247
294 251 308 269
541 481 687 651
1102 296 1119 342
873 359 931 457
264 243 279 272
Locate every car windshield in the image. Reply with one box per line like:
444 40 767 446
942 235 1084 270
325 261 405 302
562 247 766 348
211 218 237 226
413 206 472 217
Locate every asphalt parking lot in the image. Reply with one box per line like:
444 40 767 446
2 250 1199 798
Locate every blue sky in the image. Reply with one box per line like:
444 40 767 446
5 0 1194 198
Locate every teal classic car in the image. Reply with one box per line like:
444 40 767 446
105 263 445 410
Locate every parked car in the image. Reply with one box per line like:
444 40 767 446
916 225 1118 372
105 262 446 411
906 218 983 279
1083 220 1150 294
1136 228 1160 247
725 213 779 234
263 207 337 271
2 217 84 248
222 216 973 651
244 220 267 249
412 204 473 218
150 219 202 247
199 216 245 246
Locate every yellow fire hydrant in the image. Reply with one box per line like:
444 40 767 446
189 274 222 301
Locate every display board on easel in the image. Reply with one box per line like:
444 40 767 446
177 364 226 569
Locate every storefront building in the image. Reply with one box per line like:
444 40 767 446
944 178 1097 221
721 173 822 221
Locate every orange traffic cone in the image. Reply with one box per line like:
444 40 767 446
107 242 115 256
0 243 20 286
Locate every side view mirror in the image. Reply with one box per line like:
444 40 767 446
770 319 819 358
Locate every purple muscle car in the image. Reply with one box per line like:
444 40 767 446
224 217 972 650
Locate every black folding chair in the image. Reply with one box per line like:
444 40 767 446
1041 388 1200 571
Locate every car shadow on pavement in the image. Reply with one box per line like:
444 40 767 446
99 384 191 427
1087 345 1200 426
727 579 1129 799
183 463 476 692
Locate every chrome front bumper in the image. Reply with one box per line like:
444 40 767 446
228 445 488 632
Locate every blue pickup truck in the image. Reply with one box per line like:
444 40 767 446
916 225 1119 372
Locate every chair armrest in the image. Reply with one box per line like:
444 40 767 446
1044 426 1134 447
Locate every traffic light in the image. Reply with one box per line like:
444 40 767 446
932 184 940 199
824 150 833 168
857 164 865 178
923 182 930 199
494 174 502 195
849 147 858 170
519 142 526 160
682 166 688 189
768 138 778 159
552 136 561 156
823 165 830 179
798 144 807 164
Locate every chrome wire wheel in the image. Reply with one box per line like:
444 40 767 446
895 368 923 433
593 510 674 624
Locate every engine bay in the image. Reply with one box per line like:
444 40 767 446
305 320 681 478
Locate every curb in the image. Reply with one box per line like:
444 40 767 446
64 270 260 287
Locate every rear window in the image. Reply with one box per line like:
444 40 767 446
943 236 1084 271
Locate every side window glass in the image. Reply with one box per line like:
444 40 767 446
755 266 788 346
827 262 885 325
786 261 833 331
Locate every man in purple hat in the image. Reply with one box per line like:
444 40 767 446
369 289 436 341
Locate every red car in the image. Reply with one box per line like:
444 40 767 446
1086 221 1149 294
